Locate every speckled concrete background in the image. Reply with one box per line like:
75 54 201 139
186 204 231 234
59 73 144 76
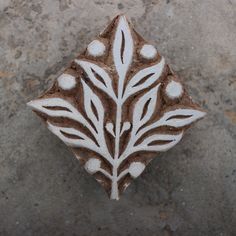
0 0 236 235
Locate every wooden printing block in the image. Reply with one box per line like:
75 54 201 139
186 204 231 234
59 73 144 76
28 15 206 200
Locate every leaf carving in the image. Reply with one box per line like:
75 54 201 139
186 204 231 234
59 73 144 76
133 132 183 152
48 122 95 147
113 15 133 83
81 80 104 128
47 122 106 156
27 98 86 124
123 57 165 100
133 84 161 130
27 96 102 150
135 108 206 141
157 108 206 128
75 60 117 101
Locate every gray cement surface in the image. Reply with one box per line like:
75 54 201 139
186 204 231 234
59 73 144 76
0 0 236 235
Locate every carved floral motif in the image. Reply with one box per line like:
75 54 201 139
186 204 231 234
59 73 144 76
28 15 205 200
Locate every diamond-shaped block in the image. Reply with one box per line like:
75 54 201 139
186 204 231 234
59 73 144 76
28 15 205 200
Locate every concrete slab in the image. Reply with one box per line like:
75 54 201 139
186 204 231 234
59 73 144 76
0 0 235 235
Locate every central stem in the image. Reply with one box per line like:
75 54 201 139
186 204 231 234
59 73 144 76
110 99 122 200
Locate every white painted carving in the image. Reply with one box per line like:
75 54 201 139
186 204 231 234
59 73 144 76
28 15 205 200
133 84 160 129
57 74 76 90
120 122 131 136
129 162 145 178
85 158 101 174
75 60 117 101
87 40 106 57
105 122 115 137
122 57 165 101
140 44 157 59
113 15 133 83
165 80 183 99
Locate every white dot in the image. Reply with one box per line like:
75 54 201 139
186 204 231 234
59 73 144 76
87 40 106 57
165 80 183 99
57 74 76 90
85 158 101 174
140 44 157 59
129 162 145 178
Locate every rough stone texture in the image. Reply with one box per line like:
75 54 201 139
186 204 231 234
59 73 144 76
0 0 235 235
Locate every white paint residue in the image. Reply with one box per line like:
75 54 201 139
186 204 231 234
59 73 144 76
140 44 157 59
129 162 145 178
123 182 130 191
87 40 106 57
57 74 76 90
85 158 101 174
75 154 81 160
166 80 183 99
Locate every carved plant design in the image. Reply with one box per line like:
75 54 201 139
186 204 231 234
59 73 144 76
28 15 205 200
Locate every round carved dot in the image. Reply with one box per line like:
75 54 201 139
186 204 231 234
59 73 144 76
140 44 157 59
87 40 106 57
85 158 101 174
129 162 145 178
165 80 183 99
57 74 76 90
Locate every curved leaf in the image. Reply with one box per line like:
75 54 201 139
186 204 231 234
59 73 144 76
81 80 104 128
47 122 101 153
157 108 206 128
75 60 117 101
123 57 165 100
47 122 113 164
136 108 206 140
113 15 133 85
27 97 85 124
133 84 161 130
133 132 183 152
